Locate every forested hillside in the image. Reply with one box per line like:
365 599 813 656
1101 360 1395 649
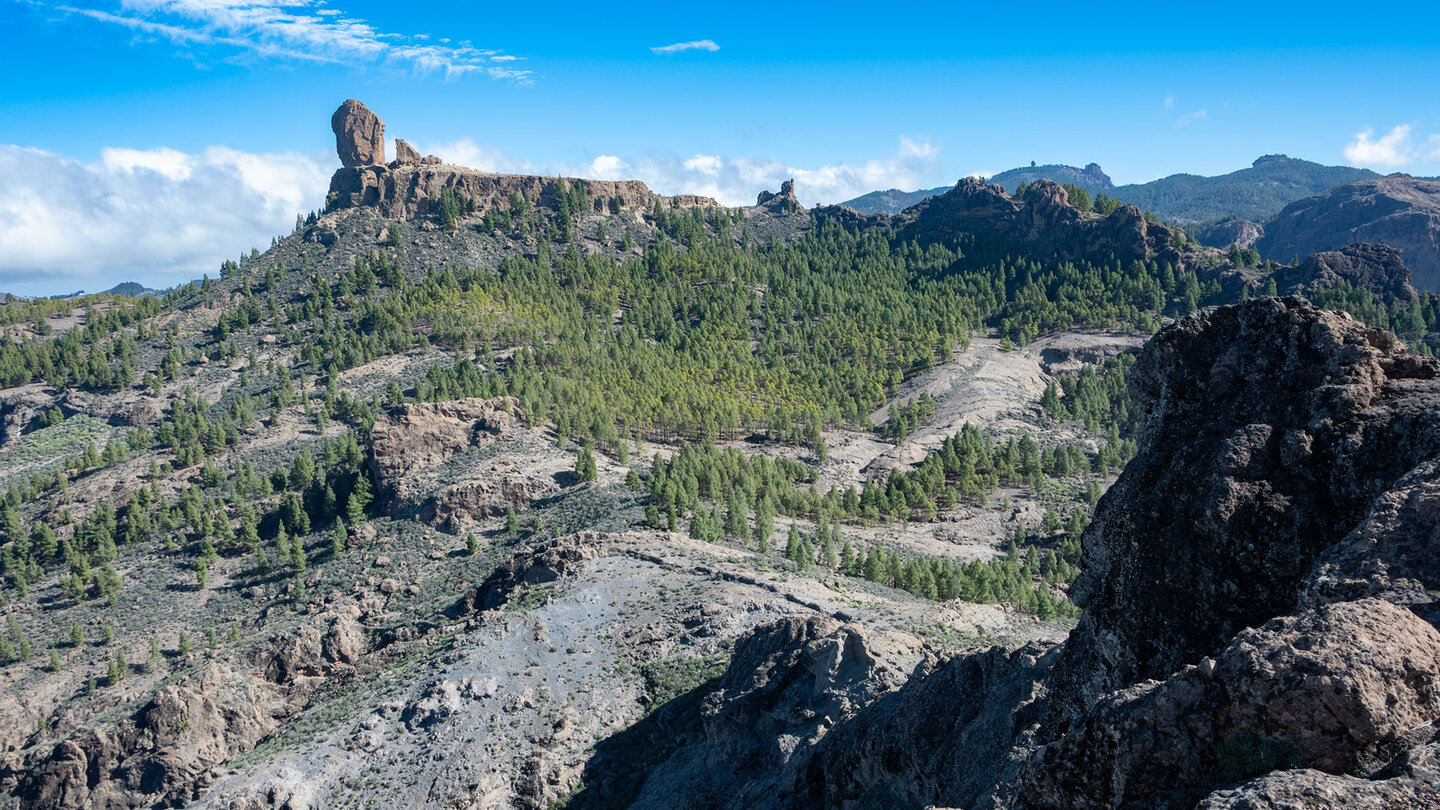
3 125 1439 809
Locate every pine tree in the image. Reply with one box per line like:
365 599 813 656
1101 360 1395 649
724 490 748 540
752 496 774 549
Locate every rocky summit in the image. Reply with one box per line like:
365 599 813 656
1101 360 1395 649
4 98 1440 810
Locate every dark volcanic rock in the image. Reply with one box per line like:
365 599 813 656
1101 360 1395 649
331 99 386 168
1018 598 1440 809
1256 174 1440 292
1045 297 1440 724
1272 241 1419 304
630 617 905 810
791 641 1059 810
897 178 1194 272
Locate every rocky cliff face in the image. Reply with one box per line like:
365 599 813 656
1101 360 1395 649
629 297 1440 809
897 178 1195 272
1195 218 1264 250
1273 242 1419 304
1256 174 1440 292
326 100 719 221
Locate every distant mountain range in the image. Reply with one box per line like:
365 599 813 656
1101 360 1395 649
838 155 1382 224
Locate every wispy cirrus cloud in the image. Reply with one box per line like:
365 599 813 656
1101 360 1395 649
51 0 529 81
1175 108 1207 127
650 39 719 55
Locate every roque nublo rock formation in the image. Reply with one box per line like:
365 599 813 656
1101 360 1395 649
326 100 718 221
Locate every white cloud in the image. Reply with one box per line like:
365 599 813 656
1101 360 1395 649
423 136 946 207
650 39 719 55
423 138 533 174
1175 109 1207 127
0 133 951 295
1428 134 1440 161
1344 125 1416 168
0 143 330 295
53 0 528 81
683 154 722 174
570 136 947 207
1164 94 1174 109
589 155 628 179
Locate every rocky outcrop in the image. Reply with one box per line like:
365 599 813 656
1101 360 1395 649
329 164 717 222
1195 743 1440 809
331 99 386 168
427 473 561 531
1256 174 1440 292
1195 217 1264 250
458 532 610 613
0 385 51 446
1018 598 1440 809
325 100 716 222
897 178 1193 272
1272 241 1420 304
368 396 522 509
16 665 278 810
391 138 420 167
791 641 1058 810
756 180 804 214
630 617 906 809
1044 297 1440 723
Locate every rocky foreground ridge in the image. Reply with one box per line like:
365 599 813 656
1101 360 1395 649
623 297 1440 809
326 99 719 221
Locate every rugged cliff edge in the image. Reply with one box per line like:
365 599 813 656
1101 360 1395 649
324 99 718 221
629 297 1440 809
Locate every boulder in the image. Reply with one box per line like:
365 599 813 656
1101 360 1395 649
1018 599 1440 809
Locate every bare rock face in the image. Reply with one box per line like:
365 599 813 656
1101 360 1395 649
1045 297 1440 724
1256 174 1440 292
791 641 1059 810
428 473 560 531
756 179 804 214
391 137 420 167
458 532 610 613
0 385 52 446
367 396 522 509
17 665 278 810
1196 742 1440 809
331 99 386 168
1302 457 1440 622
1195 217 1264 250
630 617 905 809
1272 241 1420 304
1017 598 1440 809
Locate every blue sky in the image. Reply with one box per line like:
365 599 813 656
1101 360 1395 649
2 0 1439 294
